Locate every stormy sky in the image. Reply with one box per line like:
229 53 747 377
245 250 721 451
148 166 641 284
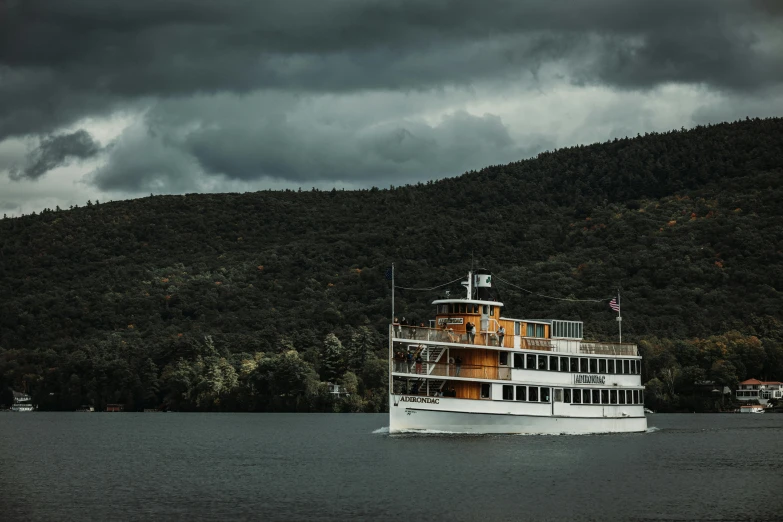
1 0 782 215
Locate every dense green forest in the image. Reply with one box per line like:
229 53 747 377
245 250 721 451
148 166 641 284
1 117 782 412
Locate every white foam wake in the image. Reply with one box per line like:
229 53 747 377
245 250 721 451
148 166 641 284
372 426 389 434
645 426 660 433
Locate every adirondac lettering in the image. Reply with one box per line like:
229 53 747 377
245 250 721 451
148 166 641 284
399 396 440 404
574 374 606 384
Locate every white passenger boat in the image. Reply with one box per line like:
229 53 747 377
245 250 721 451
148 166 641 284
388 271 647 434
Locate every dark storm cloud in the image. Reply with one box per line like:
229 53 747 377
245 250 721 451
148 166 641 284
9 130 101 180
0 0 780 141
87 99 549 193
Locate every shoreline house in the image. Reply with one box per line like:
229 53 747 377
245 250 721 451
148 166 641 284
11 391 34 412
735 379 783 405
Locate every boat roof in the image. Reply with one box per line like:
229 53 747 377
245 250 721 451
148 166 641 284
432 299 504 307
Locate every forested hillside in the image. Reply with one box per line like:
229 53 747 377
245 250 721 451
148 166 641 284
1 117 782 412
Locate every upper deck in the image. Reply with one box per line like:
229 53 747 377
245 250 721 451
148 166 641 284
394 324 637 357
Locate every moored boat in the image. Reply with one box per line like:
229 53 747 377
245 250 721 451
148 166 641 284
388 271 647 434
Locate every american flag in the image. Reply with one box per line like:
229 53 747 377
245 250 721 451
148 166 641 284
609 297 620 313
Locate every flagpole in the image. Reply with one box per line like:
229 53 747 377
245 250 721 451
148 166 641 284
617 289 622 344
391 263 395 326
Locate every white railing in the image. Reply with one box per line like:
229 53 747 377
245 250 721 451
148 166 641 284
580 342 638 356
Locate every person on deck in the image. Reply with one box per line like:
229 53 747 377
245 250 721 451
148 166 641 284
455 355 462 377
415 353 423 374
498 326 505 347
466 322 475 344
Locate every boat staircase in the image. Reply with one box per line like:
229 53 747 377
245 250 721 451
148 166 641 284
410 345 448 395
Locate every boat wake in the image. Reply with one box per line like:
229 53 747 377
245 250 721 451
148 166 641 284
372 426 389 434
645 426 660 433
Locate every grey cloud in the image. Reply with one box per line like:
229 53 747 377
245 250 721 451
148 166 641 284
0 1 781 141
88 123 199 193
9 130 101 180
88 93 549 191
0 199 19 212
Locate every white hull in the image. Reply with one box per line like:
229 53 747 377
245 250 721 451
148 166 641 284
389 395 647 434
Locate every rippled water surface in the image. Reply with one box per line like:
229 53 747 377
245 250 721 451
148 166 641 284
1 413 782 521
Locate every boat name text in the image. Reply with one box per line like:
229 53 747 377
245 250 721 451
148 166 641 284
437 317 464 325
574 374 606 384
399 396 440 404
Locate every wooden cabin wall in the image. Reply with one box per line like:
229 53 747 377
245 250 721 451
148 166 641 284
454 348 498 379
453 381 481 400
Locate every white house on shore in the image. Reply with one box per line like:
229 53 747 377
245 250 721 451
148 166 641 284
735 379 783 404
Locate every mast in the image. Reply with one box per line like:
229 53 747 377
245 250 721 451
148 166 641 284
617 289 622 344
391 263 395 325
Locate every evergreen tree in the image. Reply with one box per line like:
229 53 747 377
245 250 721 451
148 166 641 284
320 334 343 382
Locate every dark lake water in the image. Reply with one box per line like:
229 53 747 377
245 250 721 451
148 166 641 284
1 413 782 521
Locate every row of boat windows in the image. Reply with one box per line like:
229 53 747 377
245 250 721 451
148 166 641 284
500 352 641 375
438 304 496 316
516 323 546 338
550 320 583 339
496 385 644 405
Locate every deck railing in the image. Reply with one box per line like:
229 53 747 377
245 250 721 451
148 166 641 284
391 360 509 380
579 342 638 356
393 325 637 355
395 325 552 351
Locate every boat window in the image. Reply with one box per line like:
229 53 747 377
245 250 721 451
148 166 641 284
618 360 624 374
537 355 547 370
559 357 568 372
514 322 520 335
582 389 591 404
528 387 539 402
633 390 639 404
579 358 588 373
554 389 563 402
610 390 618 404
570 358 578 372
592 390 601 404
549 356 558 371
516 386 527 401
619 390 626 404
540 387 551 403
483 305 489 315
640 390 644 404
601 390 609 404
489 305 494 316
536 324 545 337
564 389 571 403
499 352 508 366
608 360 615 374
526 323 534 337
572 389 581 404
459 303 465 313
502 385 513 400
481 383 491 399
526 354 536 369
474 304 479 313
513 354 524 369
589 358 597 373
599 359 607 373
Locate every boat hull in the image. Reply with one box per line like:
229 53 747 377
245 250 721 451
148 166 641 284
389 395 647 434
